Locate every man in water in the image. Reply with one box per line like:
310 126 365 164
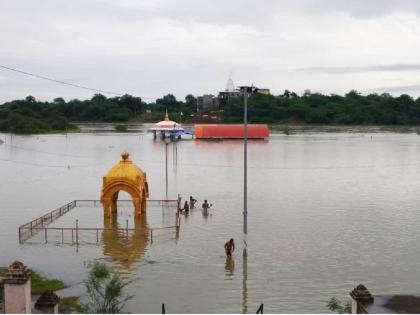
189 196 197 209
202 200 211 210
224 238 235 257
183 201 189 213
177 195 182 212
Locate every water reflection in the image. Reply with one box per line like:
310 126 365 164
202 208 209 221
242 248 248 314
225 256 235 278
102 214 149 273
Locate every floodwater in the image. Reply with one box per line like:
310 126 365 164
1 126 420 313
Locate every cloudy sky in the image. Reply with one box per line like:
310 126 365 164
1 0 420 103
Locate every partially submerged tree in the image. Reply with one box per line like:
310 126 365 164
79 261 133 314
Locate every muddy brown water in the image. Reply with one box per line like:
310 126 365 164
1 126 420 313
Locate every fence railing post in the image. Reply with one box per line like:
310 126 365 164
76 219 79 245
44 228 47 243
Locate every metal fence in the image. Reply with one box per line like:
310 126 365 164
18 199 180 244
18 201 75 243
73 199 177 208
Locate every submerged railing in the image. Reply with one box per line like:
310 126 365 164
18 199 179 244
18 201 76 244
73 199 177 207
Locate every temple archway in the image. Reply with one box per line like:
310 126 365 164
101 150 149 218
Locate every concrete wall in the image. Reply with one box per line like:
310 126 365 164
4 279 31 314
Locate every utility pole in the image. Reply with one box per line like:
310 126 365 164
243 88 248 237
238 86 255 252
165 138 170 198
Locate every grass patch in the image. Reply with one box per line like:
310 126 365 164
30 270 68 294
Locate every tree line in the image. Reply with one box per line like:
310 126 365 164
0 93 196 133
1 90 420 133
225 90 420 125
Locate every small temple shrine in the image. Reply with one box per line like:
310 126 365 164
148 110 184 139
101 150 149 217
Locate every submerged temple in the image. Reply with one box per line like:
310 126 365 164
101 150 149 217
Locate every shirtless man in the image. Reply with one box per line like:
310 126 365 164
224 238 235 257
183 201 189 213
202 200 211 210
189 196 197 209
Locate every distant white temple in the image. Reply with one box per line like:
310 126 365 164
225 74 235 92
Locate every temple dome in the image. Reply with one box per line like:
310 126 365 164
148 110 184 131
101 150 149 216
104 150 146 184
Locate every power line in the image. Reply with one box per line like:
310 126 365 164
0 64 158 98
0 157 104 168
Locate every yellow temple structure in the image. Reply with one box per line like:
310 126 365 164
101 150 149 217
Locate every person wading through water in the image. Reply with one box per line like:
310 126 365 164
224 238 235 257
202 200 212 210
183 201 189 213
189 196 197 209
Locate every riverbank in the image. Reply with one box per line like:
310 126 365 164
0 267 79 313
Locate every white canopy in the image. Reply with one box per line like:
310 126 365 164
148 110 184 131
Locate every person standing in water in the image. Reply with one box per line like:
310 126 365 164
183 201 190 213
189 196 197 209
202 200 212 210
224 238 235 257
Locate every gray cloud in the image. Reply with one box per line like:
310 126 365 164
297 64 420 74
1 0 420 102
367 84 420 94
95 0 420 25
292 0 420 19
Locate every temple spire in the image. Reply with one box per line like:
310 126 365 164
226 73 235 92
164 108 169 121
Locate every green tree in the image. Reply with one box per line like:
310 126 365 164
118 94 143 116
185 94 196 107
79 261 133 314
53 97 65 105
25 95 36 103
156 94 182 112
91 93 107 104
